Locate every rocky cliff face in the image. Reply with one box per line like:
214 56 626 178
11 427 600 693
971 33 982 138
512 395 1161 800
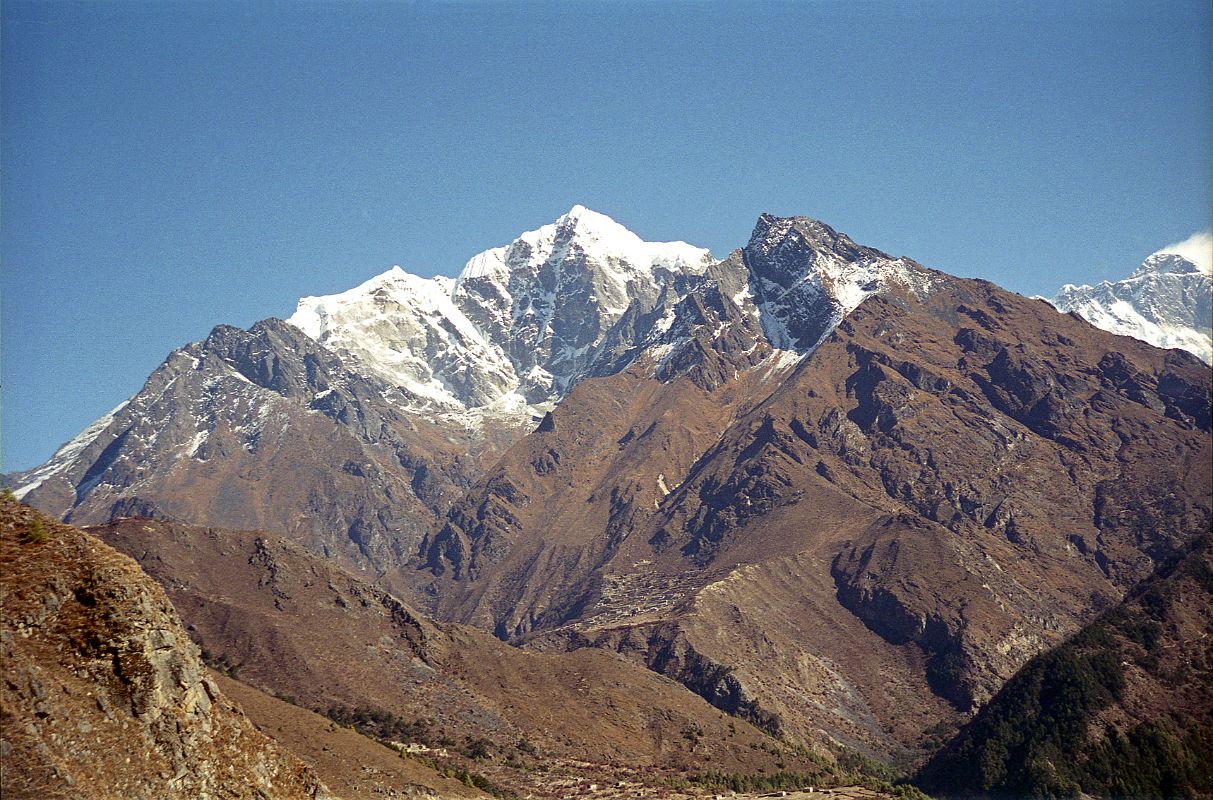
8 317 498 584
415 214 940 634
666 282 1205 744
0 497 329 800
741 214 935 351
417 261 783 616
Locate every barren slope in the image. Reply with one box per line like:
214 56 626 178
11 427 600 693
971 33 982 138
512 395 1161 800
211 674 488 800
0 497 329 800
93 517 819 779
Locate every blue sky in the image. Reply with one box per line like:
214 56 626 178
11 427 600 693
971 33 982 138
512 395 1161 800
3 0 1210 471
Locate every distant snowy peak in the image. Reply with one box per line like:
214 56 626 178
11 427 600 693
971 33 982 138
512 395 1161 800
1150 231 1213 276
1053 251 1212 364
1132 251 1208 278
457 204 712 286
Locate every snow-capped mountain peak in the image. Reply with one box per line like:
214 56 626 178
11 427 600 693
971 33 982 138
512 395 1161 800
1132 251 1206 278
286 207 719 419
1053 246 1212 364
1151 231 1213 276
291 266 438 338
285 209 948 423
456 205 711 286
288 265 515 409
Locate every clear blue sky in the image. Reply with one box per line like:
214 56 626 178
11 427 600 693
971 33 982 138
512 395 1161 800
3 0 1210 471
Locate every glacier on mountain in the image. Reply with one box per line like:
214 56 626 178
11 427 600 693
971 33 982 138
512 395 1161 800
283 207 943 435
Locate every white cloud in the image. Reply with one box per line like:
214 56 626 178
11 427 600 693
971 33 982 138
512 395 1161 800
1154 231 1213 275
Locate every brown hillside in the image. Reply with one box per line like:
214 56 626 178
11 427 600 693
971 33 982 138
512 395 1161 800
420 226 1211 762
92 516 822 783
0 497 329 800
211 673 489 800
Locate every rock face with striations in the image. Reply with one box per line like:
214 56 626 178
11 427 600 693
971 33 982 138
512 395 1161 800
8 317 486 585
0 497 329 800
740 213 935 350
287 204 717 412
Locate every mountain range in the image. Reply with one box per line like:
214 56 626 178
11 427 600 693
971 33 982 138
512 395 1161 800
5 208 1211 799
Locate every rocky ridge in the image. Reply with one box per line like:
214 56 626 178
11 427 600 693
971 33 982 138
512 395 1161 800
0 496 330 799
8 317 491 585
287 204 715 416
425 249 1212 760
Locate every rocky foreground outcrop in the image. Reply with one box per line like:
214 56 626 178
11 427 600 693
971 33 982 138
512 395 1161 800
0 496 329 799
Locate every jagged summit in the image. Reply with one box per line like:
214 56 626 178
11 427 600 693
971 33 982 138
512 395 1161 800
1152 231 1213 275
1132 251 1206 277
1053 248 1212 363
286 207 718 414
282 209 939 416
741 213 934 350
749 213 892 268
455 204 711 286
